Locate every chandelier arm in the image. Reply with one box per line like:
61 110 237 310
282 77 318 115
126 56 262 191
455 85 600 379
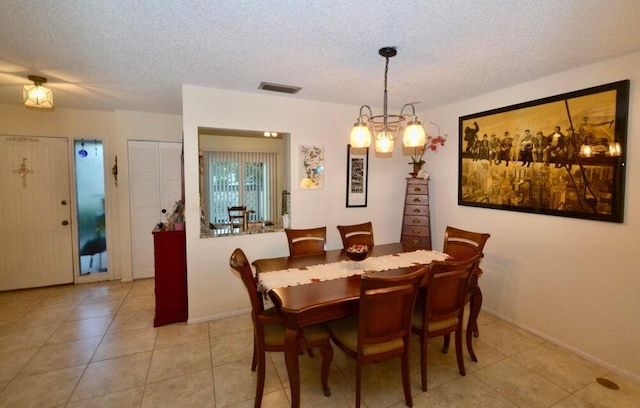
358 105 373 119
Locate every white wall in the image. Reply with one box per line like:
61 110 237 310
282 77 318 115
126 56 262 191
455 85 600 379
422 52 640 380
182 86 410 322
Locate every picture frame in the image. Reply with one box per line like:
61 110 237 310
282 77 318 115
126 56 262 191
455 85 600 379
458 80 629 223
298 145 324 189
346 144 369 207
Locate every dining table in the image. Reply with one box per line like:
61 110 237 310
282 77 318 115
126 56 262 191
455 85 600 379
251 242 483 408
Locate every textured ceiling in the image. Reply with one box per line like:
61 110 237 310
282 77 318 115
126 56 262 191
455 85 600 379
1 1 640 115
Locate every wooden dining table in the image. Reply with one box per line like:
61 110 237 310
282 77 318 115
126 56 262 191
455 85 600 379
252 242 483 408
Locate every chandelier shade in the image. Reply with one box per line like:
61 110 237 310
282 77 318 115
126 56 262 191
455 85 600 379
350 47 426 154
23 75 54 109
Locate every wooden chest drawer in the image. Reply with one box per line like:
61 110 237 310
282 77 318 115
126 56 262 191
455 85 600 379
406 194 428 205
401 178 431 250
401 224 430 237
406 181 428 195
404 204 429 216
403 215 430 227
401 235 431 247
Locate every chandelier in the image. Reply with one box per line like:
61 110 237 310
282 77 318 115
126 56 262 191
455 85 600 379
23 75 54 109
350 47 426 153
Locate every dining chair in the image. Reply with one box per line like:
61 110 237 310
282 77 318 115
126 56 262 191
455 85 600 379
229 248 333 407
337 221 375 249
327 266 428 407
411 254 482 391
441 226 490 357
228 206 247 231
284 227 327 257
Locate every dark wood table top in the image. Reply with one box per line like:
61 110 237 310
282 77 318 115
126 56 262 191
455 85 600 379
252 242 425 325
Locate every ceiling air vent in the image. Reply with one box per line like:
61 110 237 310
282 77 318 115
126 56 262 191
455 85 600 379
258 81 302 94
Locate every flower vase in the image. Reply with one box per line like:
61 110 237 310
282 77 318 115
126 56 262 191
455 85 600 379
410 162 423 178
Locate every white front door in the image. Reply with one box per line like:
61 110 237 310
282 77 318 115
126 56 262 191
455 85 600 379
0 135 74 290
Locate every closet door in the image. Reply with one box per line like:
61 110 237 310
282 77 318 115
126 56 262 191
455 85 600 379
128 141 182 279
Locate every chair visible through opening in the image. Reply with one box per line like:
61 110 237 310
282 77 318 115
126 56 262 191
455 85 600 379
228 206 247 232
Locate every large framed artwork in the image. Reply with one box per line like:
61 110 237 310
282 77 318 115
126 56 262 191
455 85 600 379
346 145 369 207
458 80 629 223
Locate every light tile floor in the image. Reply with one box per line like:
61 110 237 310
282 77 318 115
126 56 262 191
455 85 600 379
1 279 639 407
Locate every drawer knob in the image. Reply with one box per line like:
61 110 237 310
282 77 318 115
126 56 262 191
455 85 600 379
412 219 421 224
412 230 421 234
412 208 421 213
412 239 420 244
413 187 422 192
413 197 422 202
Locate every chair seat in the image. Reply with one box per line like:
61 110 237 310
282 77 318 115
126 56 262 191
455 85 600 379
412 307 459 332
328 316 405 356
264 321 332 347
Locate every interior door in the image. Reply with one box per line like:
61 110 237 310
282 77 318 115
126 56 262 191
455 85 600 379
128 141 182 279
0 135 74 290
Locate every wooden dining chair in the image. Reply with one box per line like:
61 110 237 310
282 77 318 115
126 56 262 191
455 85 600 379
337 221 374 249
327 266 428 407
284 227 327 257
441 226 490 359
228 206 247 231
229 248 333 407
411 254 482 391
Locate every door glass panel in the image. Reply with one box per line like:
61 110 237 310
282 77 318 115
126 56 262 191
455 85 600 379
74 139 107 274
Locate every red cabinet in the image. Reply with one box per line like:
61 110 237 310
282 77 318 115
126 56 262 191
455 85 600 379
152 227 188 326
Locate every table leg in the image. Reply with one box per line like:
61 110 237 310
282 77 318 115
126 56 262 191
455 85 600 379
466 285 482 362
284 326 301 408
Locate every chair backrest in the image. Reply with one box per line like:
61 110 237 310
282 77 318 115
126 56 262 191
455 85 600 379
229 248 265 315
284 227 327 257
442 226 490 260
337 222 374 249
358 266 427 351
228 206 247 230
421 255 482 335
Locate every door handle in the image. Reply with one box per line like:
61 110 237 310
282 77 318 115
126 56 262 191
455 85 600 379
61 220 69 226
61 200 68 205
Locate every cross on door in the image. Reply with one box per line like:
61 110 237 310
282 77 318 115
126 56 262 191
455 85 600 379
13 157 34 187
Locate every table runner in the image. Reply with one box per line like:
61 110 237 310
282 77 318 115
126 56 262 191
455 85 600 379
258 250 448 292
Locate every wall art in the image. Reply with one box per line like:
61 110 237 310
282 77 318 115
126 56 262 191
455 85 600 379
299 145 324 189
346 145 369 207
459 80 629 223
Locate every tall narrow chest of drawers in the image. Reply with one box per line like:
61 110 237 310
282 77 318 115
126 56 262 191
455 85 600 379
400 177 432 249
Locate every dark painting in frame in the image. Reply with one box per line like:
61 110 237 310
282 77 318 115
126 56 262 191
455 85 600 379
458 80 629 223
346 144 369 207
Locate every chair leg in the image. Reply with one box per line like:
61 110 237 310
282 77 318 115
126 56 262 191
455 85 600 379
251 337 258 371
421 336 428 392
442 334 450 353
320 339 333 397
254 342 266 408
467 287 483 362
455 329 466 376
401 346 413 407
355 361 362 408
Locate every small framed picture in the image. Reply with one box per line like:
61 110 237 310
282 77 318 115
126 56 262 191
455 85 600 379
299 145 324 189
346 145 369 207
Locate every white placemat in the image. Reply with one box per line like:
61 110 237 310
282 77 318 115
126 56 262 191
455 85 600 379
258 250 448 292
